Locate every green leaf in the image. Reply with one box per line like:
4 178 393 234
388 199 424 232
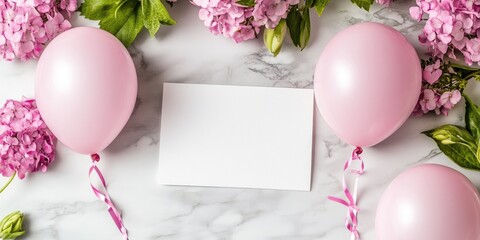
142 0 160 36
149 0 176 25
299 8 311 50
142 0 176 36
305 0 315 8
80 0 175 47
423 125 480 170
116 4 144 47
351 0 374 11
81 0 135 33
286 6 310 50
464 94 480 142
314 0 330 16
286 6 302 47
236 0 255 7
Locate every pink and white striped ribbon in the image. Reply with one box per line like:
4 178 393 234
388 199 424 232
328 147 365 240
89 154 129 240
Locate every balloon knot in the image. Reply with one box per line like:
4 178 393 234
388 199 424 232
91 153 100 162
354 147 363 155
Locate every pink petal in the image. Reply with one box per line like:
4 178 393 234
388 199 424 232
442 23 453 34
21 41 34 53
437 42 449 54
424 89 435 99
450 90 461 104
437 34 452 44
427 31 437 41
439 92 451 105
12 31 23 43
431 18 443 29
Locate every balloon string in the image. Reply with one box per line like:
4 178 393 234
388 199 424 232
89 154 129 240
328 147 364 240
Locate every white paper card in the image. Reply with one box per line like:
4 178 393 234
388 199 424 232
158 83 314 191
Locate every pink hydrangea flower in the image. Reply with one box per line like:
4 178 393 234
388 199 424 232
410 0 480 116
192 0 298 43
0 0 76 61
415 88 461 116
0 99 56 179
410 0 480 65
252 0 298 29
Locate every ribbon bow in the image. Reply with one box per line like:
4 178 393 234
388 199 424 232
328 147 365 240
89 154 129 240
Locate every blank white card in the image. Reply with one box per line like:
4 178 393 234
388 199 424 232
158 83 314 191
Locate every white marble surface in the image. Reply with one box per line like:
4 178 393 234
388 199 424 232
1 0 480 239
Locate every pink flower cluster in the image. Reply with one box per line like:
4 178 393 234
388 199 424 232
0 0 76 61
193 0 298 43
0 99 55 179
410 0 480 65
413 59 464 116
415 88 461 115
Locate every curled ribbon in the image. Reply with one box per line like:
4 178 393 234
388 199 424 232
89 154 129 240
328 147 365 240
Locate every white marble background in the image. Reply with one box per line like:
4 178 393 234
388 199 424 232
1 0 480 239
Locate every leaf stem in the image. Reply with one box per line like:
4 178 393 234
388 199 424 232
451 63 480 71
0 172 16 195
457 135 477 147
114 0 129 18
464 70 480 81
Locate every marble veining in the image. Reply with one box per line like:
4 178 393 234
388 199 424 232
1 0 480 239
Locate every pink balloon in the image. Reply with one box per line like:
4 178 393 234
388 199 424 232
35 27 137 155
376 164 480 240
314 22 421 147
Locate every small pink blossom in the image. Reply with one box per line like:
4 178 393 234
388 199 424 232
439 90 461 114
0 99 56 179
464 38 480 65
422 60 442 84
418 89 439 113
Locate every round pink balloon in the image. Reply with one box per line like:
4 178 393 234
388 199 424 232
376 164 480 240
35 27 137 155
314 22 421 147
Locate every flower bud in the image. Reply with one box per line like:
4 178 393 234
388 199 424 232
441 139 456 145
0 211 25 240
432 130 452 141
264 19 287 57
